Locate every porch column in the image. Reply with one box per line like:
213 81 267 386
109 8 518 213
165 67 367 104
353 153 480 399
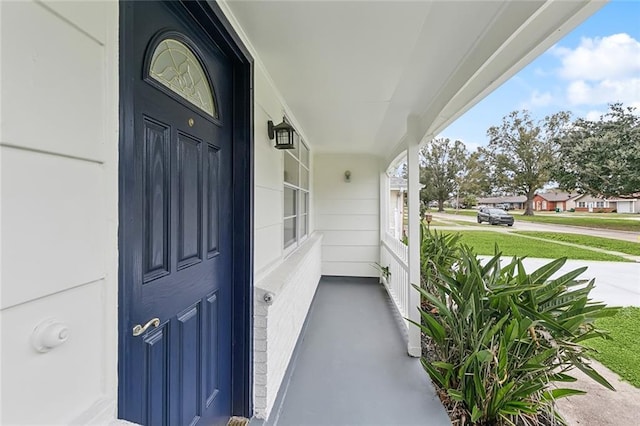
380 169 390 243
406 116 422 357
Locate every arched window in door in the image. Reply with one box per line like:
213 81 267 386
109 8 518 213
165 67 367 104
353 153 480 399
149 38 218 118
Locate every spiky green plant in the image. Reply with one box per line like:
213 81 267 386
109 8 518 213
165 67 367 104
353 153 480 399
420 225 461 296
413 245 618 425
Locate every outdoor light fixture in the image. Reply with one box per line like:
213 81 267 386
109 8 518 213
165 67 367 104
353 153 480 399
268 117 296 150
344 170 351 182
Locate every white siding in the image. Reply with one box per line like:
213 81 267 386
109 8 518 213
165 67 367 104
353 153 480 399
0 1 119 425
249 54 323 425
315 154 380 277
218 4 323 421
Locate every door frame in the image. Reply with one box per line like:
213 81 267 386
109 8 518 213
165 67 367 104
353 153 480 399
117 0 254 419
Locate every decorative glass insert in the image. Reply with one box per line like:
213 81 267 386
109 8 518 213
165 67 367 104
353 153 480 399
149 38 217 117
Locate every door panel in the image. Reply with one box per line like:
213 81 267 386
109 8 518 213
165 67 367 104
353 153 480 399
144 326 169 426
143 117 171 282
207 146 220 256
177 303 201 426
205 292 220 403
120 2 233 425
176 133 203 269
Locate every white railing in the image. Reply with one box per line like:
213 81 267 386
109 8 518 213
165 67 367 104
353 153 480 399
380 232 410 324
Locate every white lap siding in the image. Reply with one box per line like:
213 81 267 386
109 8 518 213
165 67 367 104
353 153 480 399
1 1 119 424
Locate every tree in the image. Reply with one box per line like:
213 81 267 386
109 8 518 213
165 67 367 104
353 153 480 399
486 110 571 215
420 138 467 212
458 149 492 201
554 103 640 197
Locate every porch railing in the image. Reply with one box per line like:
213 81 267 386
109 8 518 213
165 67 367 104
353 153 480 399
380 232 410 325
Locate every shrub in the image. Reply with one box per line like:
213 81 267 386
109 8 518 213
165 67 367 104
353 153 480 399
420 225 461 295
413 244 618 425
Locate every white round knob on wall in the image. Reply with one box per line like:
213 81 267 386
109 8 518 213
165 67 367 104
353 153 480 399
31 319 70 353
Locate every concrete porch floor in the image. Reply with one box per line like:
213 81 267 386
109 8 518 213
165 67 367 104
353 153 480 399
257 276 450 426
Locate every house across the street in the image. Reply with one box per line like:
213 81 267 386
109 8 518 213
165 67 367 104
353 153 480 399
533 190 579 212
477 195 527 210
573 193 617 213
610 193 640 214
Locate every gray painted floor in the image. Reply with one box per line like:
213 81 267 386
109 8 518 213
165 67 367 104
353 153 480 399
262 276 450 426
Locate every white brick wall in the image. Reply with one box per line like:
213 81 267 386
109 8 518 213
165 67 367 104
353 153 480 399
253 234 323 419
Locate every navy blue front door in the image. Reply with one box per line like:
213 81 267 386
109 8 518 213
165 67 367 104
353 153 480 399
119 2 233 425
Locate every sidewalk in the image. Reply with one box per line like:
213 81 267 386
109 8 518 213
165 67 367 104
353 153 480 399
506 258 640 307
555 359 640 426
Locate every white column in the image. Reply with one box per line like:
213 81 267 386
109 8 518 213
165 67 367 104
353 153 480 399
380 169 390 245
406 116 422 357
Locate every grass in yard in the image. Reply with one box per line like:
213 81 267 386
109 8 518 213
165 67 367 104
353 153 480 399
511 215 640 232
445 231 629 261
430 219 481 227
423 219 448 226
584 307 640 388
513 232 640 256
442 209 476 217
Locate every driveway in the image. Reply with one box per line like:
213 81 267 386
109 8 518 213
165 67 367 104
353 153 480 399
489 257 640 307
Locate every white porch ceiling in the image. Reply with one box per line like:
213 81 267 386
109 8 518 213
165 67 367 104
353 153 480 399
224 0 606 159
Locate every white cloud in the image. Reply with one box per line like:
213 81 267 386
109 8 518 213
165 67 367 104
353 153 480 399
584 109 604 121
552 33 640 108
566 78 640 106
553 33 640 81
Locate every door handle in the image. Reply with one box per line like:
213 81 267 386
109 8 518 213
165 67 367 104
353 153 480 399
132 318 160 336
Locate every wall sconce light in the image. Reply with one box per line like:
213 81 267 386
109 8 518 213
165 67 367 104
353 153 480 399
268 117 296 150
344 170 351 182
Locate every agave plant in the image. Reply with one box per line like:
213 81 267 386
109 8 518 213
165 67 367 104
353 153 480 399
413 245 618 425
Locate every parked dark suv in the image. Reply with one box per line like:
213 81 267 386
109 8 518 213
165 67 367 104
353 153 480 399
477 208 514 226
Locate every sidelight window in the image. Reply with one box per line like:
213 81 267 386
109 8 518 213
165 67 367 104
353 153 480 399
283 134 310 251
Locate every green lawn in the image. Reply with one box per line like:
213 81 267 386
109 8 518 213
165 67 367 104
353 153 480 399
513 232 640 256
442 209 476 217
584 307 640 388
512 214 640 232
430 219 481 227
446 231 630 261
442 209 640 232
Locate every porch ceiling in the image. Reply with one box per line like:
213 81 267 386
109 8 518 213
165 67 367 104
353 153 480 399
224 0 605 159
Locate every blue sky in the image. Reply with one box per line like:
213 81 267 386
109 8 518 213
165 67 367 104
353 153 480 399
440 0 640 152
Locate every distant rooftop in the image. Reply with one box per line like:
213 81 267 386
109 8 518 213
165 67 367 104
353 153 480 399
537 190 579 202
478 195 527 204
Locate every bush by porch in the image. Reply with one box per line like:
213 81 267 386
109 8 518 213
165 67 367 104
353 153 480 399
415 228 620 425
